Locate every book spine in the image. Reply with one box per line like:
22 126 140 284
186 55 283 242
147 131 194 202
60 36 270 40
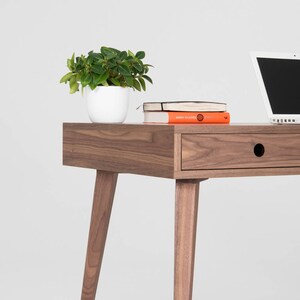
167 112 230 123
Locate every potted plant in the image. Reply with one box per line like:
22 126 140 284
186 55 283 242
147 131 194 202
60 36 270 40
60 46 153 123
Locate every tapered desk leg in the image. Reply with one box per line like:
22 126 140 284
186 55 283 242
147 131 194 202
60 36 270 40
174 179 203 300
81 170 118 300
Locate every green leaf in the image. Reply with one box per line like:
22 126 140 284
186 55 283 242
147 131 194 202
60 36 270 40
133 62 143 72
75 64 84 72
89 83 97 90
87 55 94 64
108 47 121 54
60 72 73 83
101 47 117 59
76 73 81 81
125 57 135 63
118 64 131 76
93 71 109 86
67 53 75 71
107 60 117 68
69 81 79 94
124 76 133 86
69 75 76 86
67 59 72 69
86 74 93 84
138 77 146 91
88 51 103 61
133 78 141 91
81 72 93 85
80 72 88 82
142 74 153 84
91 64 105 75
100 46 110 55
144 64 154 73
128 50 135 57
118 51 127 60
136 51 145 59
110 78 121 86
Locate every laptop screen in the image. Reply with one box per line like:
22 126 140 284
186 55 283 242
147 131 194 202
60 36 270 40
257 57 300 114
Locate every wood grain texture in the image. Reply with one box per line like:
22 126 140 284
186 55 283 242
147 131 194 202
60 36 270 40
174 123 300 134
62 123 300 300
63 123 176 178
174 167 300 179
63 123 300 178
174 179 204 300
81 171 118 300
174 133 182 173
182 133 300 170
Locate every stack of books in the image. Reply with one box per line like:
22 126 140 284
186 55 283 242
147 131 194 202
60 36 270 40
142 101 230 124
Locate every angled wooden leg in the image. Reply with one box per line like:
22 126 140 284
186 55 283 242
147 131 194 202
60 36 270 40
174 179 205 300
81 170 118 300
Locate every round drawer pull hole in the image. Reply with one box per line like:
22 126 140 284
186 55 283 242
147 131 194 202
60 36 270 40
254 143 265 157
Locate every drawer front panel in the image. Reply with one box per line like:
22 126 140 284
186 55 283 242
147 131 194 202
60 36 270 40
182 133 300 170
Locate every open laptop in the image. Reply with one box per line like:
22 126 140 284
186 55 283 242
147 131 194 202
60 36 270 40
251 52 300 124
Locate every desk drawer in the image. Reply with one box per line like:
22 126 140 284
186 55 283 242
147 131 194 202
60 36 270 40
182 133 300 170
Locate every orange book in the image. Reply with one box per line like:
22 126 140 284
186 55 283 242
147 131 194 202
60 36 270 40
144 111 230 124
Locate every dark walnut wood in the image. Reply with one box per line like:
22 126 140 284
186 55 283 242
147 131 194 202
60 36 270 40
63 123 176 178
182 133 300 170
63 123 300 300
174 179 204 300
81 171 118 300
63 123 300 179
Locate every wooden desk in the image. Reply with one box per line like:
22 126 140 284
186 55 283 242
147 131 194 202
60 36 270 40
63 123 300 300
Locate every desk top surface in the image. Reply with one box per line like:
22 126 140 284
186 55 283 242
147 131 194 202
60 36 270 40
64 122 300 133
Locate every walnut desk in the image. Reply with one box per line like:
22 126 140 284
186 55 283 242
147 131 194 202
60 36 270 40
63 123 300 300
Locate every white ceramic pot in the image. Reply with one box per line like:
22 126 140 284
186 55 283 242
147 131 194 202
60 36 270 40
85 86 130 123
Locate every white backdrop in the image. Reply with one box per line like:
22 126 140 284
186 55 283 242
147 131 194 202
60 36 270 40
0 0 300 299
